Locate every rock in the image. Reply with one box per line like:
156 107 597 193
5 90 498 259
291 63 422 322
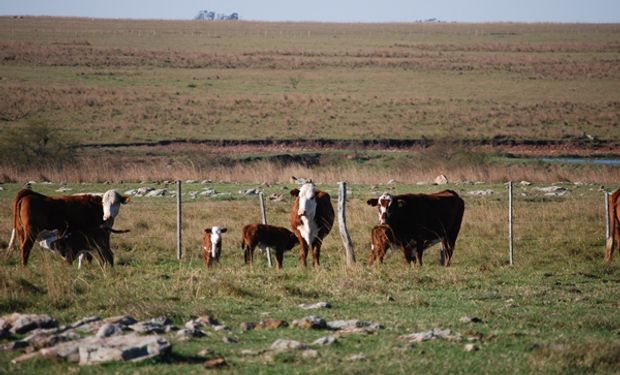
24 330 81 350
78 334 171 365
467 190 494 197
326 320 383 331
176 328 206 341
291 316 327 330
519 181 532 186
434 175 448 185
185 318 204 331
70 316 101 329
464 343 479 352
298 302 331 310
222 336 238 344
240 349 262 356
268 193 283 202
56 187 72 193
270 339 308 351
302 349 320 359
0 319 10 339
349 353 367 361
96 323 123 338
239 188 260 196
459 316 483 324
400 328 462 343
255 319 288 330
212 325 230 332
128 322 165 334
312 336 337 346
240 322 256 331
103 315 138 327
144 189 167 197
6 313 58 334
1 340 29 352
204 357 228 368
185 180 197 184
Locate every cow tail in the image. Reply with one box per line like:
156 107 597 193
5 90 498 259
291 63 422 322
7 192 29 258
6 229 16 256
606 199 618 262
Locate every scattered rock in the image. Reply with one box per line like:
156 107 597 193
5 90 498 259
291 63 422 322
298 302 331 310
519 181 532 186
326 320 383 332
240 349 262 356
240 322 256 331
0 319 11 339
312 336 337 346
348 353 367 361
255 319 288 330
78 334 171 365
70 316 101 330
222 336 238 344
459 316 483 324
103 315 138 327
268 193 284 202
400 328 462 343
5 313 58 335
56 187 72 193
533 186 569 196
204 357 228 368
176 328 206 341
239 188 260 196
467 190 494 197
302 349 320 359
95 323 123 338
292 316 327 330
464 343 479 352
434 175 448 185
128 321 165 334
270 339 308 351
145 189 168 197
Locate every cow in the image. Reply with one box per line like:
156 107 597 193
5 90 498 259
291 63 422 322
7 189 130 266
605 188 620 263
202 226 227 267
290 182 335 267
241 223 299 269
368 224 399 265
38 227 130 268
367 190 464 267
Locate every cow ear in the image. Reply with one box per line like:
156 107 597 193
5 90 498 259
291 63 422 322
290 188 300 197
121 195 131 204
220 228 228 233
204 228 212 234
367 198 379 206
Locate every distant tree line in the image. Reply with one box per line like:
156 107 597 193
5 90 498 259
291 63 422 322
195 10 239 21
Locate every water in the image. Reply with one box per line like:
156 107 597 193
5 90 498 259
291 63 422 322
540 157 620 166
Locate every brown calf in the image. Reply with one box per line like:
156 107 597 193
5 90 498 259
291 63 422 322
369 224 399 265
202 226 227 267
241 224 299 269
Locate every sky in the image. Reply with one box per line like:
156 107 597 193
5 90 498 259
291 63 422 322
0 0 618 23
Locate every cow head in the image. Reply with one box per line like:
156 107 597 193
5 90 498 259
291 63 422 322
205 226 227 258
102 190 130 226
367 192 393 224
291 183 317 221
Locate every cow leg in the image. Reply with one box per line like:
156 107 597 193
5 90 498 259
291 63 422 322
299 239 309 267
311 243 321 267
416 242 424 267
402 243 414 265
275 248 284 270
605 216 617 263
20 235 35 266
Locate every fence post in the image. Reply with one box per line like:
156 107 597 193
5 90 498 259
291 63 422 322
338 182 356 267
258 191 273 267
176 180 182 260
605 191 611 241
508 181 514 266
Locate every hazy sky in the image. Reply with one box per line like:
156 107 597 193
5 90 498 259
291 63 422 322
1 0 618 23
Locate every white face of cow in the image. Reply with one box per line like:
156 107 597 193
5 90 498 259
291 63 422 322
377 193 393 224
102 189 128 225
210 226 223 258
297 183 317 219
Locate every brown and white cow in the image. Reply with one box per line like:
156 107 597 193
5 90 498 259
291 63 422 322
367 190 464 267
241 223 299 269
202 226 227 267
605 188 620 263
7 189 129 266
290 182 335 267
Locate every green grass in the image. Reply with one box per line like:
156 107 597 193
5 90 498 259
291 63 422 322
0 181 619 373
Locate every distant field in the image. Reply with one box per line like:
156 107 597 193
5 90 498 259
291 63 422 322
0 18 619 183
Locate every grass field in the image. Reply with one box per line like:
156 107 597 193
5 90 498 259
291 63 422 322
0 17 619 373
0 181 619 374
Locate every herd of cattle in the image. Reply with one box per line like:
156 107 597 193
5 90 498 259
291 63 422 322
5 182 620 269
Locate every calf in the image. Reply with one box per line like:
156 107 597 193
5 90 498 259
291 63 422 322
202 227 227 267
369 224 399 265
241 224 299 269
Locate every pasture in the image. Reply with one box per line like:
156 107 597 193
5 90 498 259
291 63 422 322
0 181 619 373
0 17 619 373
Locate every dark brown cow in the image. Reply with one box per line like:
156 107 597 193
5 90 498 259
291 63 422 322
367 190 464 267
290 182 335 267
605 188 620 263
8 189 129 266
241 223 299 269
202 226 227 267
368 224 399 265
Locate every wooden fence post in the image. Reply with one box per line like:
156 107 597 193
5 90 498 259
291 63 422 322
176 180 182 260
258 191 273 267
338 182 356 267
508 181 514 266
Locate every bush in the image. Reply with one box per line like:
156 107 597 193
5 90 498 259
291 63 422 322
0 119 76 168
